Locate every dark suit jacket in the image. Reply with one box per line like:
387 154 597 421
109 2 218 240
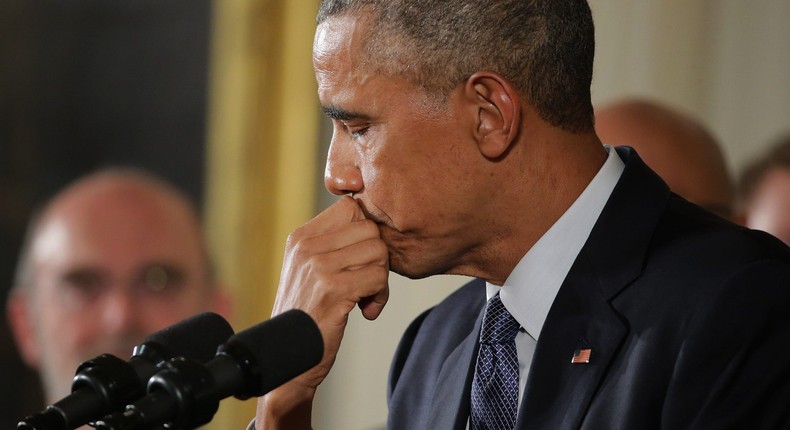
387 147 790 429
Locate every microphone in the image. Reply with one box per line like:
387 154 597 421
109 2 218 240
17 312 234 430
93 309 323 430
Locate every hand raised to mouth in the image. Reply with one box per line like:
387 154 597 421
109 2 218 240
257 195 390 430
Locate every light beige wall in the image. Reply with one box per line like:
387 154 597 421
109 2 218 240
704 0 790 166
311 2 790 429
591 0 790 173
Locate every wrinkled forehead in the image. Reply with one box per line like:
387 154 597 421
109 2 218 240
313 12 380 106
29 191 204 274
313 11 374 71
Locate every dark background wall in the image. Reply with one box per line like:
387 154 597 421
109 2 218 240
0 0 210 424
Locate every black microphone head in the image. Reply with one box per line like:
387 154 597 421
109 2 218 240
219 309 323 398
136 312 234 364
16 313 234 430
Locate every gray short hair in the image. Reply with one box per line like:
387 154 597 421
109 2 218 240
317 0 595 133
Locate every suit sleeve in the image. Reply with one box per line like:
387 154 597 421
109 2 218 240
388 308 432 402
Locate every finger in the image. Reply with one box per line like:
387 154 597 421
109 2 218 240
332 264 390 303
310 237 388 273
298 196 366 237
305 263 389 312
275 248 388 318
295 219 381 257
358 282 390 321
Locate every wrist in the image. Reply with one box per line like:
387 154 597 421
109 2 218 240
255 382 316 430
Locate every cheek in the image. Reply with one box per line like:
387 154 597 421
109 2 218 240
359 123 470 222
37 292 96 347
35 308 95 379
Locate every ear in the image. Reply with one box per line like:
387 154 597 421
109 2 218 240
464 71 521 159
6 290 42 368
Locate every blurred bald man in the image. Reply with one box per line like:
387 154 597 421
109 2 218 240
6 168 231 408
596 99 734 219
738 135 790 245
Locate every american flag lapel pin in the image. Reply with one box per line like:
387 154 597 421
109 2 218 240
571 348 592 364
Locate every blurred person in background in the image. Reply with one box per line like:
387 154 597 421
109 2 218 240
5 168 231 410
596 98 735 219
738 135 790 245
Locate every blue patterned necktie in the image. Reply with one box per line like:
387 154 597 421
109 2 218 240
471 294 521 430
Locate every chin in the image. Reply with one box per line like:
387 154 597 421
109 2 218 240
389 251 449 280
384 230 459 279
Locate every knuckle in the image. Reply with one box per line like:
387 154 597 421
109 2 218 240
291 235 320 258
361 219 381 236
373 265 390 284
371 239 389 259
380 264 390 277
286 228 307 247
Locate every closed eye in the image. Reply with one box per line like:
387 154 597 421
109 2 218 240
323 104 372 139
350 127 369 138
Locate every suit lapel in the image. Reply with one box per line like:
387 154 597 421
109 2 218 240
516 254 629 429
428 305 485 430
517 146 671 429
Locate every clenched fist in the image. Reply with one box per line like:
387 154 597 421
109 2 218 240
256 196 389 429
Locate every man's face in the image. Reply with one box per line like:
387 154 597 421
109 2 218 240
314 13 494 279
20 188 215 402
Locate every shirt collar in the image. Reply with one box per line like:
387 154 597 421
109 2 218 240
485 145 625 340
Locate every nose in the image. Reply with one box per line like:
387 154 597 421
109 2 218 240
101 289 138 336
324 134 363 195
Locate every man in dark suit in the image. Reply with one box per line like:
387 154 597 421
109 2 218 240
252 0 790 429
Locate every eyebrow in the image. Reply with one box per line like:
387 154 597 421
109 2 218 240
322 105 371 121
61 267 105 283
